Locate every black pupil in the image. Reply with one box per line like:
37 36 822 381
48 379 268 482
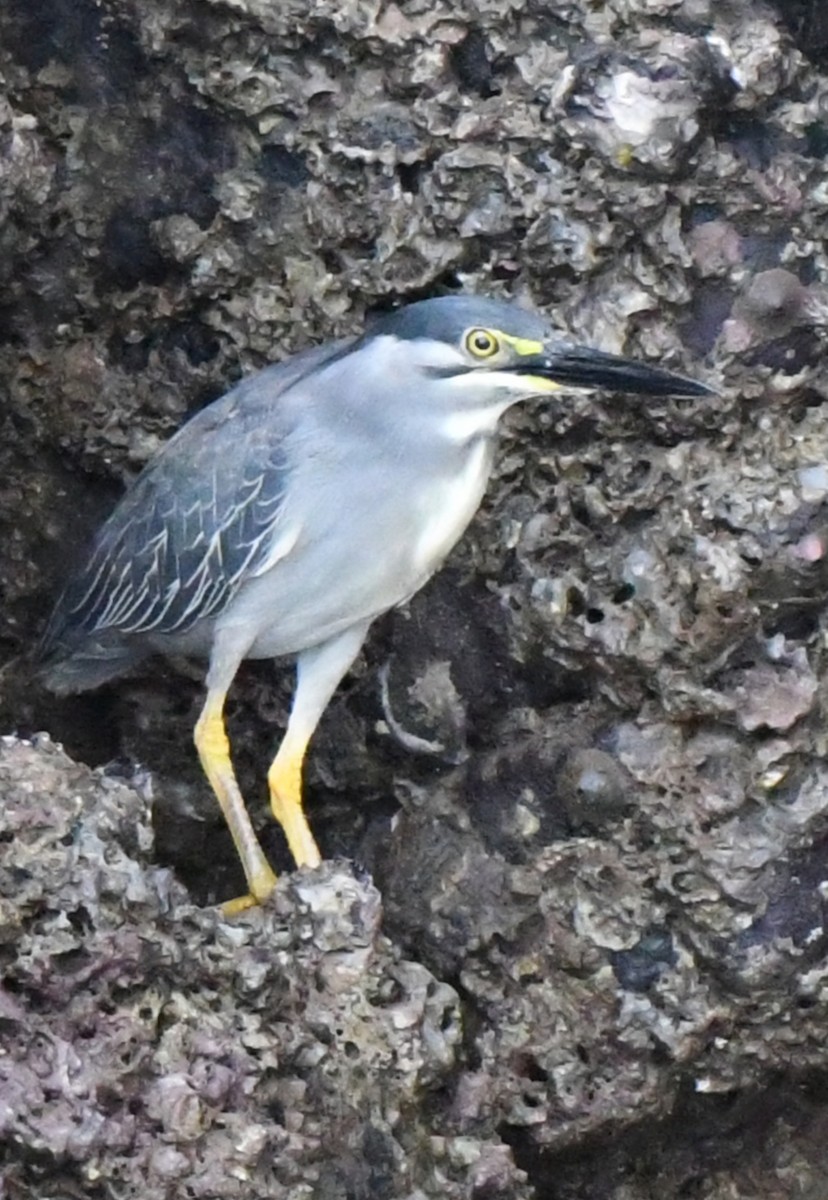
474 333 491 352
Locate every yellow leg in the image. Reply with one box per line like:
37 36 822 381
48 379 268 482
267 731 322 869
266 622 371 870
194 690 277 914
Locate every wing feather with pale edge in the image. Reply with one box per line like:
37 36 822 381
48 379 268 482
41 338 351 652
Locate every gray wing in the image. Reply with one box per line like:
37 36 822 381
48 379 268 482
42 338 350 651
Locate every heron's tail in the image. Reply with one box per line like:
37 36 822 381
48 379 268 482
37 634 149 695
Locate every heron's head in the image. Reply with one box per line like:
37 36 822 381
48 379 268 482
360 295 712 437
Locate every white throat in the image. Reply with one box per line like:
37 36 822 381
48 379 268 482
412 437 493 574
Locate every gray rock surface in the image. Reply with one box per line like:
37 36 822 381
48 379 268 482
2 0 828 1196
0 735 479 1199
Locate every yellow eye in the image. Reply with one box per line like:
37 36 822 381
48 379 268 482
465 328 499 358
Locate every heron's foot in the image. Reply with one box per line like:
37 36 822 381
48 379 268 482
221 860 278 916
196 693 281 911
269 787 323 869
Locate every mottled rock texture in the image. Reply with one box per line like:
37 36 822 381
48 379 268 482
0 736 474 1199
2 0 828 1196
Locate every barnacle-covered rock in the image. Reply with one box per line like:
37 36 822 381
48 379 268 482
0 735 522 1200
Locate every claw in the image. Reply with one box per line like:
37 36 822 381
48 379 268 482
221 862 278 916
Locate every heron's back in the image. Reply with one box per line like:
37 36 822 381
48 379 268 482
38 340 352 692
